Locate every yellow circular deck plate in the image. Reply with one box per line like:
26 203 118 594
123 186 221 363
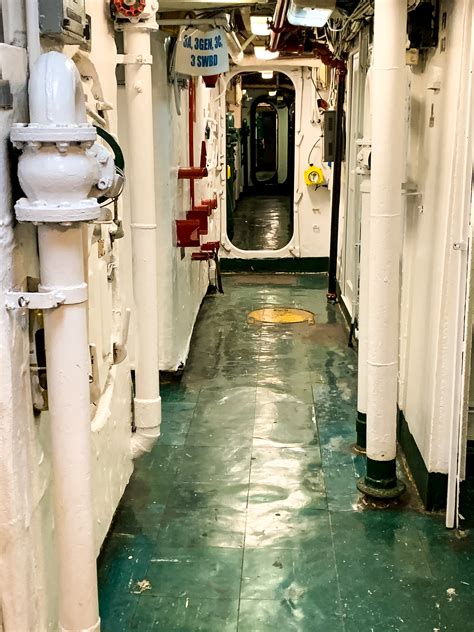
248 307 315 325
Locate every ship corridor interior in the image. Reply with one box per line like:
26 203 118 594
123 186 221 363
0 1 473 631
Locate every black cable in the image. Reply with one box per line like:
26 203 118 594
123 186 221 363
307 136 322 165
309 71 324 102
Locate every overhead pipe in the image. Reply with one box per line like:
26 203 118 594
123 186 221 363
268 0 289 52
11 52 104 632
327 70 346 300
357 0 407 498
122 13 162 458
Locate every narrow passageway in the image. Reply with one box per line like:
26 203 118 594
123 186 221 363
99 275 474 631
231 195 292 251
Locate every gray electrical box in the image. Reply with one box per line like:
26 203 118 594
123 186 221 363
39 0 88 45
322 110 337 162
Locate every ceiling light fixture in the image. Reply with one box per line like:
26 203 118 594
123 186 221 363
287 0 335 27
250 15 272 36
268 90 277 97
254 46 280 60
261 71 274 79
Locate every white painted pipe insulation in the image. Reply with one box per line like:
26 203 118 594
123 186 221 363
123 24 162 458
366 1 407 465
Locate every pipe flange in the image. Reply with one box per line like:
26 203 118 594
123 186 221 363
11 123 96 148
15 198 100 223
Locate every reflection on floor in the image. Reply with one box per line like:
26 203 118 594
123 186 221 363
99 274 474 631
232 194 292 251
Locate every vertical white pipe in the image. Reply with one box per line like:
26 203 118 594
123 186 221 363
356 177 370 424
25 0 41 69
19 51 100 631
123 26 161 457
366 2 406 464
355 68 372 449
38 225 99 632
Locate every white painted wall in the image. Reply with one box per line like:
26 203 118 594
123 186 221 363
117 31 221 372
0 3 133 628
338 0 473 476
399 0 472 474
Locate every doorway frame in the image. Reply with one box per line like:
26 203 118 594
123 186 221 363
219 66 301 260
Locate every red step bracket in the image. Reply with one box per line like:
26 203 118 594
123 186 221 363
176 219 200 247
186 210 208 235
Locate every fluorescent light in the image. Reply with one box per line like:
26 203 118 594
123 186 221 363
254 46 280 61
268 90 277 97
250 15 271 36
287 1 334 27
261 71 274 79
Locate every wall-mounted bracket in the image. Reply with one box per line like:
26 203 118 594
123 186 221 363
5 284 87 310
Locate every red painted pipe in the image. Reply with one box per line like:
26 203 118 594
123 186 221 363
269 0 289 52
178 166 208 179
189 78 195 205
201 195 218 210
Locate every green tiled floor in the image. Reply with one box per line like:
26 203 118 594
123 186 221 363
99 274 474 631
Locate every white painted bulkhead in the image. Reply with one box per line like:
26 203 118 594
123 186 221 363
337 0 473 487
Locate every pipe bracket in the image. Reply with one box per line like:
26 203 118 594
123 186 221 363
5 284 88 310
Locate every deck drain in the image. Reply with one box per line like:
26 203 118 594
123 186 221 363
247 307 315 325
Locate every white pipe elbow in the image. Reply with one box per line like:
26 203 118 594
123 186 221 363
29 51 87 125
130 427 161 460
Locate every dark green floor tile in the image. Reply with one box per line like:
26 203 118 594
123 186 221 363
297 274 328 289
330 511 444 628
249 446 324 492
240 545 339 602
323 461 362 512
167 481 249 510
248 482 327 512
112 495 166 536
160 403 195 446
130 596 239 631
238 597 344 632
99 274 474 632
245 505 331 549
186 390 256 447
156 504 246 548
197 385 257 405
256 382 314 406
177 446 251 483
98 534 153 630
146 444 185 476
253 403 318 447
142 547 243 600
160 382 201 403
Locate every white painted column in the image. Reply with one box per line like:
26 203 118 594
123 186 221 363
123 24 161 457
358 0 407 495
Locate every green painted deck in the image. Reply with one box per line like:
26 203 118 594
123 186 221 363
98 274 474 631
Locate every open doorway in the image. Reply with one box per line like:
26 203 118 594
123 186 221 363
226 71 295 251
